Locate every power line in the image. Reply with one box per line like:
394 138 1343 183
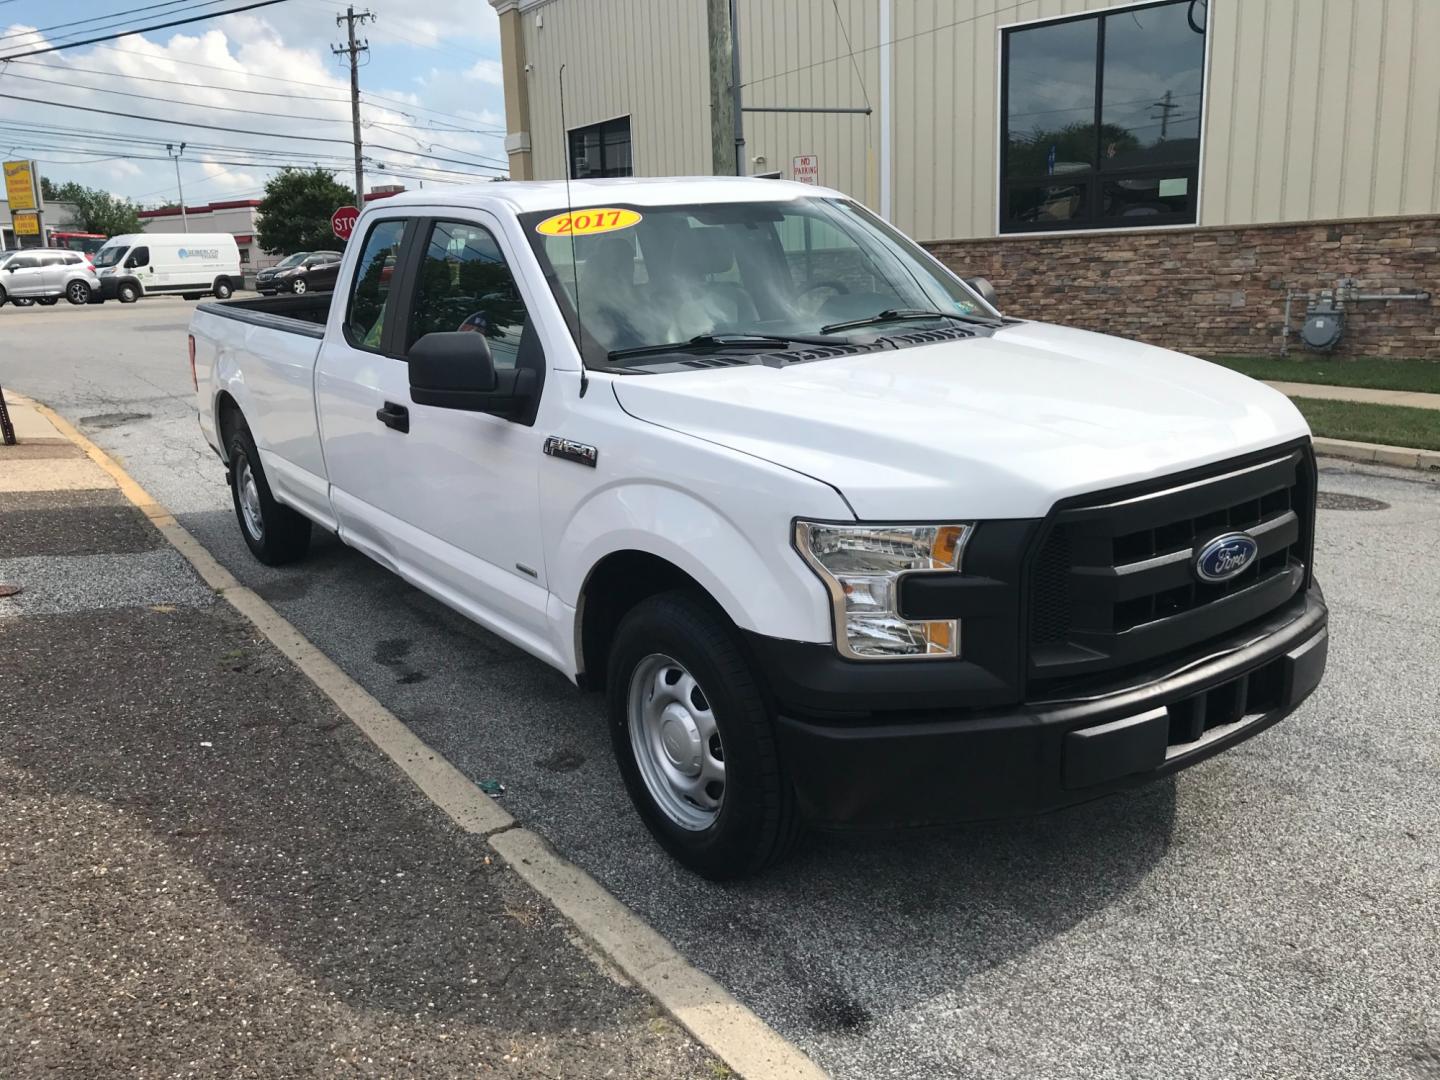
0 70 356 124
0 0 295 61
0 0 215 46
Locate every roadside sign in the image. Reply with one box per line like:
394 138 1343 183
792 154 819 185
331 204 360 240
4 160 41 212
12 211 40 237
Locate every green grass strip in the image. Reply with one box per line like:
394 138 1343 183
1292 397 1440 451
1208 355 1440 395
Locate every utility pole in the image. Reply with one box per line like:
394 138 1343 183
1150 88 1177 140
333 6 373 203
706 0 742 176
166 142 188 232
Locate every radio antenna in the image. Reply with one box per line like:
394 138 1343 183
558 63 583 352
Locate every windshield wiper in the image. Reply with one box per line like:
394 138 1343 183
820 308 997 334
607 332 851 362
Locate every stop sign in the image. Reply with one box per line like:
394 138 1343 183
331 204 360 240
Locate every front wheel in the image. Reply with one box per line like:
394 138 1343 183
227 426 311 565
606 591 801 879
118 283 140 303
66 281 91 305
291 277 308 295
213 278 233 300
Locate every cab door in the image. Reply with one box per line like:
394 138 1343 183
315 212 557 665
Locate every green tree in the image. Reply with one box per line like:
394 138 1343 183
44 180 143 236
256 167 355 255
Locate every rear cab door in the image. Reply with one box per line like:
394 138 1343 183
315 205 561 664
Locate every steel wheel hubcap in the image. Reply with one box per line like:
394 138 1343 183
628 653 725 831
237 459 264 541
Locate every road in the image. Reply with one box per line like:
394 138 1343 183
5 299 1439 1080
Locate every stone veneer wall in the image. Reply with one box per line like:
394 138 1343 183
925 216 1440 360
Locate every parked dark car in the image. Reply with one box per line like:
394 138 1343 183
255 251 342 295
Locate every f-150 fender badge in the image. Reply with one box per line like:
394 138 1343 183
543 436 598 467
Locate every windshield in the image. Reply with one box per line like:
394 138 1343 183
521 197 996 368
92 243 128 269
275 252 309 269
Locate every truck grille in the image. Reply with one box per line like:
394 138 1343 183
1027 443 1315 695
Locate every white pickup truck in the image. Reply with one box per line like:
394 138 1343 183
191 177 1328 878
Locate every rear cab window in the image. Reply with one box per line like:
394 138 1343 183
344 219 409 352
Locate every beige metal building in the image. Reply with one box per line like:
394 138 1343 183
490 0 1440 358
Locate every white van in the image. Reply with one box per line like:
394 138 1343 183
93 233 243 303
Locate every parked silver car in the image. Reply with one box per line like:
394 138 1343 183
0 249 102 307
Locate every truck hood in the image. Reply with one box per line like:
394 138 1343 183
610 321 1311 520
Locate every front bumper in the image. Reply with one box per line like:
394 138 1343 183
766 585 1328 829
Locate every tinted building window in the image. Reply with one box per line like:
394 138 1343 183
568 117 633 179
1001 0 1206 232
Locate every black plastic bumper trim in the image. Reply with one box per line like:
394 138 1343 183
771 584 1327 829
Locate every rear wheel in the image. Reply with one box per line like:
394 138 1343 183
118 283 140 303
66 280 91 305
227 425 311 565
606 591 801 879
213 278 233 300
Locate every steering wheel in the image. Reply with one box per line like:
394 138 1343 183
794 279 850 316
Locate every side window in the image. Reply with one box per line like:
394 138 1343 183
65 254 83 265
126 246 149 267
40 254 65 266
10 256 37 270
344 219 408 352
406 220 529 370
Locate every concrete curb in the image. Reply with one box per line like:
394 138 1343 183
27 397 828 1080
1313 436 1440 472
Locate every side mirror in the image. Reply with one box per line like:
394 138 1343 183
408 331 536 421
964 276 999 308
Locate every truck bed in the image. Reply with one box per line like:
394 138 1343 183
196 292 332 338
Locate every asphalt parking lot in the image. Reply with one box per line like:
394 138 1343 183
4 298 1439 1079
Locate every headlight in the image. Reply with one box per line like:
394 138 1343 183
795 521 972 660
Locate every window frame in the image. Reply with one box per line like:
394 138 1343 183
567 115 634 180
998 0 1208 235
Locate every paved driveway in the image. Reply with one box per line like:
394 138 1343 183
5 299 1438 1079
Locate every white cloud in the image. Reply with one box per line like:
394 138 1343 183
0 2 508 205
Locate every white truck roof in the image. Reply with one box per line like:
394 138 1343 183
366 175 848 216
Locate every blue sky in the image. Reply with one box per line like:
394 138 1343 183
0 0 509 205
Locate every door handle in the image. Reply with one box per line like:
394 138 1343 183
376 401 410 433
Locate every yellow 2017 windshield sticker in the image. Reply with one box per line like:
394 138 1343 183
535 207 642 237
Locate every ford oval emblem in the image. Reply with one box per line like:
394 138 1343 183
1194 532 1259 583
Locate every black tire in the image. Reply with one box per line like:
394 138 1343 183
118 283 140 303
291 277 308 295
0 284 6 305
182 293 201 301
606 591 801 879
213 278 234 300
36 297 58 306
227 425 311 566
66 280 91 305
12 297 34 307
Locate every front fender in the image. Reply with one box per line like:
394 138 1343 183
554 479 841 646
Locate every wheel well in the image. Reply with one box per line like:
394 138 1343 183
215 392 244 457
578 551 715 690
